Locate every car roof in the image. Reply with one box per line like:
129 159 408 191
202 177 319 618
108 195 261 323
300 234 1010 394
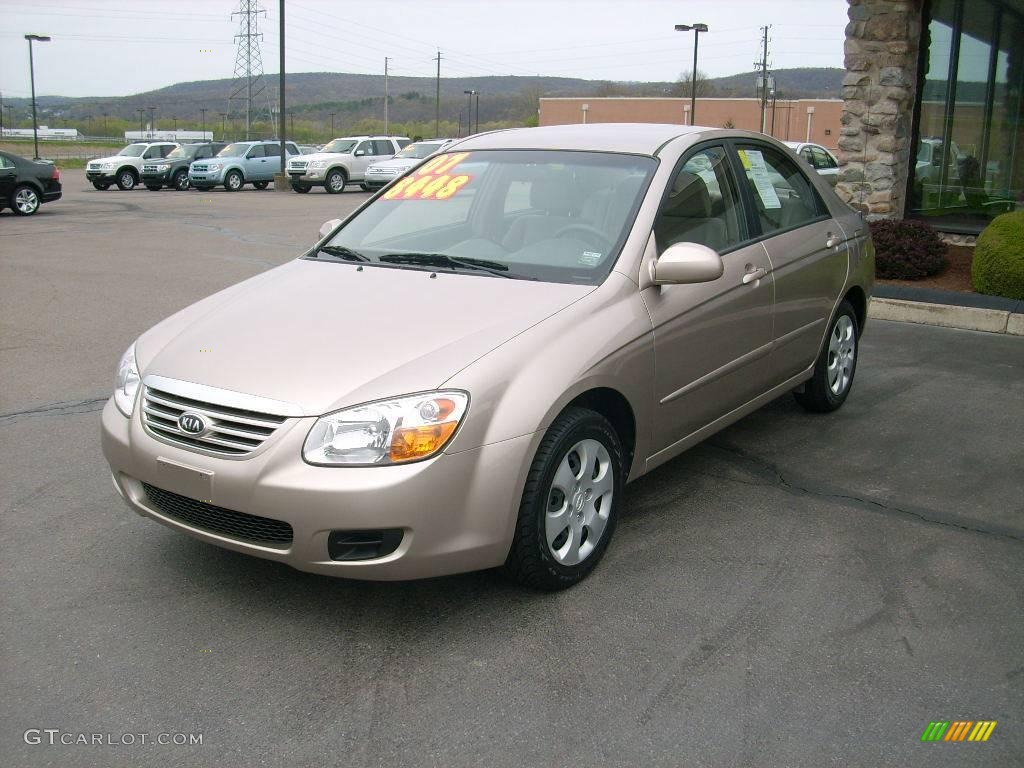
453 123 709 155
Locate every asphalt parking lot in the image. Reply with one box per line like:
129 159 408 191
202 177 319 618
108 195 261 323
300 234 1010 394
2 172 1023 767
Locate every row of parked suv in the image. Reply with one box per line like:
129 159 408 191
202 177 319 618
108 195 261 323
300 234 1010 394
85 135 455 194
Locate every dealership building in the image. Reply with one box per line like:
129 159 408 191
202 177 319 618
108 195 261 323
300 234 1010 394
839 0 1022 233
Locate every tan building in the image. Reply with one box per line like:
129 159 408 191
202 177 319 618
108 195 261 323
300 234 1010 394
539 97 843 150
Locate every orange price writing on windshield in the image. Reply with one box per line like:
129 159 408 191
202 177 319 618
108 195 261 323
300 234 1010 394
382 173 472 201
415 152 471 177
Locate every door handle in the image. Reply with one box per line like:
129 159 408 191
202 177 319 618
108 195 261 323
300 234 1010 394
742 267 767 285
826 232 842 248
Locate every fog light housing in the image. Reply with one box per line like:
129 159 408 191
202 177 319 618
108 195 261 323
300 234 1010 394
328 529 403 561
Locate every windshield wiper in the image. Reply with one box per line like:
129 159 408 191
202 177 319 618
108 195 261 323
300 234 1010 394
315 245 370 262
379 252 513 277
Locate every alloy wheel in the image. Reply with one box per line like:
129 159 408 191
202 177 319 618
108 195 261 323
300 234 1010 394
14 187 40 214
545 438 614 566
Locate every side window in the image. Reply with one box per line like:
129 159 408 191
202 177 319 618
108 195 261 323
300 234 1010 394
654 145 746 254
355 141 374 156
813 147 837 169
0 155 14 169
195 147 211 160
161 145 176 158
286 143 299 155
395 138 412 149
799 146 816 166
374 140 395 156
143 147 160 159
736 144 826 236
246 145 265 159
264 144 283 158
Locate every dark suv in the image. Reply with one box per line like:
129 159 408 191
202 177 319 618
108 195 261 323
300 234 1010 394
142 142 226 191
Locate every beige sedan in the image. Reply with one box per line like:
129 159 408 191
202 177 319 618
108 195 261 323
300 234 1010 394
101 124 874 590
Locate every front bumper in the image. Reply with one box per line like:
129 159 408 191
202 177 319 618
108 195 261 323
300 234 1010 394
86 169 117 181
363 170 399 188
189 169 225 185
141 171 170 184
287 168 324 183
100 397 532 580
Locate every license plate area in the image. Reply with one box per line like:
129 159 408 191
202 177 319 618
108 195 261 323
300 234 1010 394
156 457 213 502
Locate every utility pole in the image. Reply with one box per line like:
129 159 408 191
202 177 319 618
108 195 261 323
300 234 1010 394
434 50 442 138
457 109 463 139
0 91 4 136
384 56 390 134
137 108 145 136
756 25 771 134
278 0 285 176
474 90 480 133
463 90 475 135
219 111 227 138
25 34 51 159
148 105 156 136
200 107 208 138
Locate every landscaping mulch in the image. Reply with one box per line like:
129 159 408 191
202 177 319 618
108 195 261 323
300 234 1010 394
879 244 974 293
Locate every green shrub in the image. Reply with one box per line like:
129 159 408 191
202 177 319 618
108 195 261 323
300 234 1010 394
973 210 1024 300
869 219 947 279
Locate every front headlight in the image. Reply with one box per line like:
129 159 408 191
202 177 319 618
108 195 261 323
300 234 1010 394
101 162 116 170
303 391 469 466
155 164 170 172
206 163 223 171
114 343 141 417
309 160 327 168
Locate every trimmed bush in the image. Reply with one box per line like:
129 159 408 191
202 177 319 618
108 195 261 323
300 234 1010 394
868 219 948 280
972 210 1024 300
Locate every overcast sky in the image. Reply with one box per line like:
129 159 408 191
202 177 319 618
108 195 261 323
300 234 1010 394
0 0 849 98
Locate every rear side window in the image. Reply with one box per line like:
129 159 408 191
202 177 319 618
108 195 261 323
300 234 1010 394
373 140 394 156
655 145 747 254
0 155 15 169
264 144 282 157
735 144 826 236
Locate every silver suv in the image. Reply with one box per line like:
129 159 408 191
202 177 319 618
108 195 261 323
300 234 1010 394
189 140 300 192
287 136 410 193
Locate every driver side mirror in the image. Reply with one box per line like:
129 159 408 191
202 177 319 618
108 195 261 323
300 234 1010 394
354 150 366 156
650 242 724 285
319 219 343 239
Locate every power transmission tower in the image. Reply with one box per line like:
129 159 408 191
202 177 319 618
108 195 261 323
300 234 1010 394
754 25 771 134
228 0 274 140
435 50 443 138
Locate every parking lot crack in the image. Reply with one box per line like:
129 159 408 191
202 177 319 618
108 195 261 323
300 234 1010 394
705 441 1024 544
0 396 107 425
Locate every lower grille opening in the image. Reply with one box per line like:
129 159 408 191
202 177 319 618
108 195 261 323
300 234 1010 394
141 483 293 549
328 529 403 561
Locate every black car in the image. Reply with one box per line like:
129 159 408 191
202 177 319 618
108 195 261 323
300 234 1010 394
0 150 62 216
142 142 226 191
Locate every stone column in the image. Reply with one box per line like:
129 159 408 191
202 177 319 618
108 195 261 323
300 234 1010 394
836 0 923 218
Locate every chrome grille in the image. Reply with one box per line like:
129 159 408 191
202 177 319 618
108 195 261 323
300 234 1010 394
143 164 159 173
191 163 209 172
288 160 308 171
142 385 288 457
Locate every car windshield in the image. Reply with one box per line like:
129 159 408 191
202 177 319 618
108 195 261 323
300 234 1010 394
321 139 358 154
217 143 251 157
313 149 657 285
117 144 148 157
166 145 199 159
395 142 444 160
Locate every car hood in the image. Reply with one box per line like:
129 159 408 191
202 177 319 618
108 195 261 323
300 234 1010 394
293 151 353 162
368 158 416 171
91 154 136 164
138 258 593 416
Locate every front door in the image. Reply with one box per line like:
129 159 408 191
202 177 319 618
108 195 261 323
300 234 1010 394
733 141 849 380
642 144 774 456
0 155 17 199
350 140 376 179
245 144 269 180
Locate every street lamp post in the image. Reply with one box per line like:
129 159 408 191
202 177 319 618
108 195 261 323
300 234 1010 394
147 106 155 137
674 23 708 126
474 91 480 133
137 108 145 136
463 90 476 135
24 34 51 159
200 108 207 139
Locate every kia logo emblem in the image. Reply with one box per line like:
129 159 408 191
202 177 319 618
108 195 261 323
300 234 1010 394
178 412 208 435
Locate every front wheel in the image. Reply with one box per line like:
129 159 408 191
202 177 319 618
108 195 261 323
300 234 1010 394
253 180 269 189
172 170 189 190
503 407 623 590
11 185 41 215
116 170 137 191
224 170 243 191
92 182 110 191
794 300 859 413
325 169 346 194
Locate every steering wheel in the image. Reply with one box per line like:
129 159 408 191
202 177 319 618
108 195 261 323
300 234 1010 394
553 223 613 251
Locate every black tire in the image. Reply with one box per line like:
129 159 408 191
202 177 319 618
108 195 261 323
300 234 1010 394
11 184 41 216
115 169 137 191
224 170 243 191
145 185 162 191
503 407 624 591
325 168 346 194
359 183 369 191
92 182 111 191
253 180 269 189
794 299 860 413
291 183 311 193
172 170 189 190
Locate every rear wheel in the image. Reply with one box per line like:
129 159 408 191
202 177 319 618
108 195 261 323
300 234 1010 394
253 180 269 189
172 169 189 190
325 169 346 194
503 407 623 590
794 300 859 413
291 182 311 193
11 185 41 215
224 170 243 191
92 182 110 191
116 169 137 190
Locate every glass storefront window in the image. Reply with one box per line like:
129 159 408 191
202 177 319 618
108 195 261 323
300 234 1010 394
910 0 1024 231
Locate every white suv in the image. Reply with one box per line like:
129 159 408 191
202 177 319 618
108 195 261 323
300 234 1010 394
86 142 179 191
286 136 410 193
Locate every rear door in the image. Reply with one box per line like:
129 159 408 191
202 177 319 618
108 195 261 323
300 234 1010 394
733 141 849 381
643 143 775 454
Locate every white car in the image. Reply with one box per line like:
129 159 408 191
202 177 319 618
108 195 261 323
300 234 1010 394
286 135 411 194
86 142 179 191
784 142 840 186
364 138 457 190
